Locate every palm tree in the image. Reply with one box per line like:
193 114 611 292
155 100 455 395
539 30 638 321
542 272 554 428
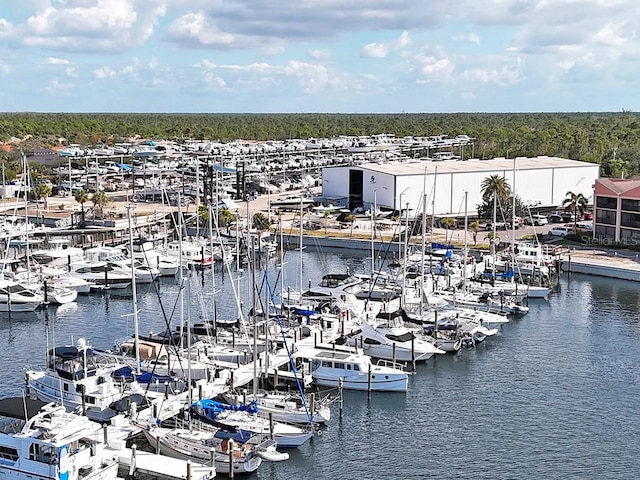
252 212 270 231
481 174 511 208
439 217 456 230
562 191 588 231
91 191 110 219
345 213 357 237
74 189 89 223
469 219 480 246
34 183 52 211
322 210 331 234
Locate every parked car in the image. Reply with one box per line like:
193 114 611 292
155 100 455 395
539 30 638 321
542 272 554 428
524 214 548 226
548 213 564 223
485 221 508 230
548 226 576 237
576 221 593 232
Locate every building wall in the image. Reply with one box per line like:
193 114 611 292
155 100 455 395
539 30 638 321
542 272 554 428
593 179 640 244
322 158 599 216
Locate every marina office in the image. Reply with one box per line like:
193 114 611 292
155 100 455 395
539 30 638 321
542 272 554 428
321 156 600 218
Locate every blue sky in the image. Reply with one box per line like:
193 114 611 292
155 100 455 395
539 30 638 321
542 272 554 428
1 0 639 113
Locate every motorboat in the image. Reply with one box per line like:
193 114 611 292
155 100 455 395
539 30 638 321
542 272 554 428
30 238 84 265
84 246 159 283
40 267 95 294
68 260 131 289
294 346 409 392
0 397 119 480
0 279 44 312
344 310 445 362
25 338 128 422
125 239 180 276
160 239 213 267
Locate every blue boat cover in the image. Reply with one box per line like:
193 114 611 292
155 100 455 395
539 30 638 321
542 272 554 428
192 398 259 420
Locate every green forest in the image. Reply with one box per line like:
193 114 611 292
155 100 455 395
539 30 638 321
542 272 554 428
1 112 638 178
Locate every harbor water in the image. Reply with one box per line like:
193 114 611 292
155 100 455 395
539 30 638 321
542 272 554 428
2 248 640 479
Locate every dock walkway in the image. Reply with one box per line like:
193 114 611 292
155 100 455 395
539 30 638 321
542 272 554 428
104 442 215 480
562 249 640 281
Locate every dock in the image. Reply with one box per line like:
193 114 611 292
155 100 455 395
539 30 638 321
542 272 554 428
104 442 215 480
562 249 640 281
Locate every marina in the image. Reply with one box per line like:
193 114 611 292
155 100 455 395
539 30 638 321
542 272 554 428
1 244 640 478
0 136 639 479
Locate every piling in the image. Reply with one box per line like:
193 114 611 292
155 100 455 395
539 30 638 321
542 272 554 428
269 412 275 440
339 378 344 421
367 365 372 401
411 337 416 371
228 441 235 479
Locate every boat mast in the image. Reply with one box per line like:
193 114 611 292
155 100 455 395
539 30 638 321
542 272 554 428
463 191 468 291
299 195 304 296
127 205 141 374
511 157 517 285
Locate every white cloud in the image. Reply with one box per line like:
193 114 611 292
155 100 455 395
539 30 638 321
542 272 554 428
394 31 412 49
453 33 481 45
193 59 217 71
462 64 523 87
13 0 166 52
308 49 331 60
43 79 75 92
414 54 455 82
362 42 388 58
65 67 77 76
167 12 252 49
202 72 227 88
93 66 116 79
45 57 70 65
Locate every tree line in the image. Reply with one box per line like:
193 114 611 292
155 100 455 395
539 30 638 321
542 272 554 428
1 112 639 177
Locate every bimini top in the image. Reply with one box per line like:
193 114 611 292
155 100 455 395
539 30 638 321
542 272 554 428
0 397 48 421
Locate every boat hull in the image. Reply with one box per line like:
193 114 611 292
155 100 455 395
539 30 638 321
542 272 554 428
313 371 408 392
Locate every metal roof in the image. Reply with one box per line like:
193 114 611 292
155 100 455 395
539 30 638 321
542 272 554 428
352 156 594 176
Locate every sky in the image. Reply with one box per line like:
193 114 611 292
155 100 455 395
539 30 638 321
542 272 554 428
0 0 639 114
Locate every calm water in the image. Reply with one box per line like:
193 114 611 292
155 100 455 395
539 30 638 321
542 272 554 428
2 248 640 479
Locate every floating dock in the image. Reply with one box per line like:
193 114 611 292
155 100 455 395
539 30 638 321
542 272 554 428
105 442 215 480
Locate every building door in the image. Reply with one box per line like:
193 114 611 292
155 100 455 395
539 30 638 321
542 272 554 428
348 169 363 211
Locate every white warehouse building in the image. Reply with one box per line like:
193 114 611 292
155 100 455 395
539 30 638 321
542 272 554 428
320 156 600 217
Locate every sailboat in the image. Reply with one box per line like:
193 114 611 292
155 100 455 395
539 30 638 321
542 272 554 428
140 421 270 475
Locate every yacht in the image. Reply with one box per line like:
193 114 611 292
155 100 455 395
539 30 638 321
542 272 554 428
68 260 131 289
30 238 84 265
295 346 409 392
0 278 44 312
0 397 119 480
344 310 445 362
84 246 159 283
25 339 128 422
